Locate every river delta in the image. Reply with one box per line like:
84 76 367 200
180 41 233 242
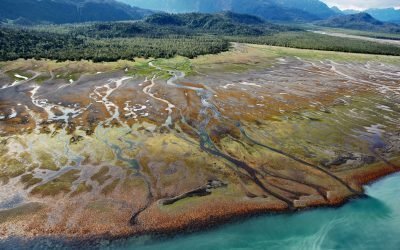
0 44 399 244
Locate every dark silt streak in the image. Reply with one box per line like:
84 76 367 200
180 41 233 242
199 131 294 208
259 165 329 202
186 69 296 207
92 124 155 225
236 122 361 195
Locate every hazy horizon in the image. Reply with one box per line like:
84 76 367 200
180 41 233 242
321 0 400 11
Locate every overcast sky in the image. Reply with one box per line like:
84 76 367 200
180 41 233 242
321 0 400 10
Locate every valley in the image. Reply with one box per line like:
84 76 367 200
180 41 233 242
0 44 399 241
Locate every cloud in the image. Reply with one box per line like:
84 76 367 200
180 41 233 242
321 0 400 10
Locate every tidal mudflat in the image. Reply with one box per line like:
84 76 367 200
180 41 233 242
0 44 399 241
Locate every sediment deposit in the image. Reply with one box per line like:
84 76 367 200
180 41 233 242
0 44 399 239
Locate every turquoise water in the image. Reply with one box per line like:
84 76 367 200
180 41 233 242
110 173 400 250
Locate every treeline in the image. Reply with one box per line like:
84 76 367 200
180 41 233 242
0 27 229 61
72 37 229 61
228 32 400 56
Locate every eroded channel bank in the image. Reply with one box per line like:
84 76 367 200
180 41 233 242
0 44 399 240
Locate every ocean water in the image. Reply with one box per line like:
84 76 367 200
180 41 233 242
110 173 400 250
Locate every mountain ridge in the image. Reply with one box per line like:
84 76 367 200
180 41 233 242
316 13 400 34
121 0 336 21
0 0 153 24
341 8 400 23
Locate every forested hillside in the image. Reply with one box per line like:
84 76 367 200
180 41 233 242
0 0 153 24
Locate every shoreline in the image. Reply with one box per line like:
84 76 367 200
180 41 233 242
1 164 398 248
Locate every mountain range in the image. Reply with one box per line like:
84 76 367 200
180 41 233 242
1 0 399 27
121 0 337 21
316 13 400 34
341 8 400 24
0 0 153 24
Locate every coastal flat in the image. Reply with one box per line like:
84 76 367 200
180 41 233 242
0 44 399 239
